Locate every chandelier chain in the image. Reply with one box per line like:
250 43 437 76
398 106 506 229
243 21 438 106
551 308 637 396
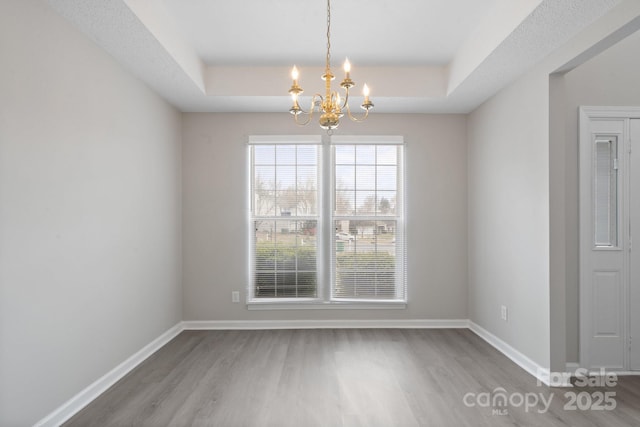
326 0 331 71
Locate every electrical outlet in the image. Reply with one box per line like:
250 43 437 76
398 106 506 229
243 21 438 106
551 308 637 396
501 305 508 321
232 291 240 303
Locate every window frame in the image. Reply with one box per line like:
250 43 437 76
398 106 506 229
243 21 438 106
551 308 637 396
247 135 406 310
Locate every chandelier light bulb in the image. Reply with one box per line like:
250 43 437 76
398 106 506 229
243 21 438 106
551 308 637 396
363 84 370 97
344 59 351 74
291 65 299 82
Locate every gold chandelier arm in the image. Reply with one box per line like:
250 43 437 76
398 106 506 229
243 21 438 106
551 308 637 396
344 101 371 123
341 87 350 110
293 110 314 126
291 94 325 126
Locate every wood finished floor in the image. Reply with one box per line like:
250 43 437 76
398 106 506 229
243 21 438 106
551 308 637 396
64 329 640 426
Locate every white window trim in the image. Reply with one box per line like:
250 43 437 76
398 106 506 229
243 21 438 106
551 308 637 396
247 135 407 310
330 135 404 145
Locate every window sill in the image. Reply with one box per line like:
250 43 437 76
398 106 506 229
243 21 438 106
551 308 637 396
247 300 407 310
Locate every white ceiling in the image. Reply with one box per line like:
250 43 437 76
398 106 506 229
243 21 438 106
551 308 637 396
162 0 498 66
47 0 623 113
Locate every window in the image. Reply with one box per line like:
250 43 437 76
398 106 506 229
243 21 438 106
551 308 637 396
249 135 405 307
249 136 321 300
593 136 619 248
331 136 405 301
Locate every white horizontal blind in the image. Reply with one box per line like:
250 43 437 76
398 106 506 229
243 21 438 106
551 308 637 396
249 136 321 299
331 136 406 302
594 137 618 247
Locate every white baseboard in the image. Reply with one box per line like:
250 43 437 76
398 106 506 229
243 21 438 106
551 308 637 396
469 321 552 386
34 322 184 427
182 318 470 330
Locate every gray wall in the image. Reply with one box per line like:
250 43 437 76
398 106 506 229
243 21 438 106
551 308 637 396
558 29 640 363
0 1 183 425
182 113 468 321
467 69 552 369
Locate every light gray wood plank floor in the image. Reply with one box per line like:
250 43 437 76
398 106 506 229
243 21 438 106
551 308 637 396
64 329 640 426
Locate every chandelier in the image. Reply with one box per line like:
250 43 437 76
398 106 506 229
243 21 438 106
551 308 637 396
288 0 373 132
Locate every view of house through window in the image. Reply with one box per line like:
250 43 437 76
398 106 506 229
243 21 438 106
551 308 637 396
249 135 405 305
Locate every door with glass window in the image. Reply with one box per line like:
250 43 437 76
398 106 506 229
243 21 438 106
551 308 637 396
579 108 640 372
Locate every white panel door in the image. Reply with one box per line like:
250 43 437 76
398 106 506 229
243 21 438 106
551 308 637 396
579 111 626 370
630 119 640 371
581 108 640 372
